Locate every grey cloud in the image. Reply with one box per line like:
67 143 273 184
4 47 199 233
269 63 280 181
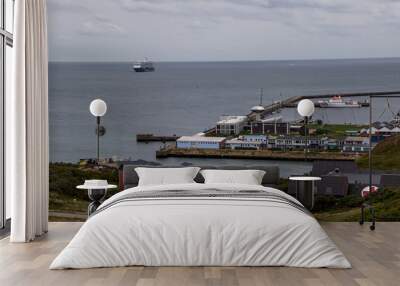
115 0 360 29
226 0 347 11
114 0 368 39
118 0 351 15
79 16 126 36
48 0 126 37
47 0 90 13
48 0 400 61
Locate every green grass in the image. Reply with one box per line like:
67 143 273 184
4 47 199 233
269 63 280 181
50 187 400 222
313 188 400 221
49 216 86 222
50 162 119 201
357 135 400 171
49 191 88 213
238 123 366 138
310 123 367 138
314 208 361 221
49 163 119 220
48 163 400 222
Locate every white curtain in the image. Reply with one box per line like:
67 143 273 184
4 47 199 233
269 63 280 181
8 0 49 242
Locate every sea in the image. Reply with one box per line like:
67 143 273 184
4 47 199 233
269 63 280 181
49 58 400 177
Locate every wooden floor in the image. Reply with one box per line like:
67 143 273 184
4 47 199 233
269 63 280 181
0 222 399 286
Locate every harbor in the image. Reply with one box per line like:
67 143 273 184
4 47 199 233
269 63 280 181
245 90 398 125
153 90 400 161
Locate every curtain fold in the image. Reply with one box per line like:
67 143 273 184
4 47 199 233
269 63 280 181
9 0 49 242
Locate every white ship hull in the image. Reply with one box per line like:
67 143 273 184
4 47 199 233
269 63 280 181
132 61 155 72
319 102 361 108
318 96 361 108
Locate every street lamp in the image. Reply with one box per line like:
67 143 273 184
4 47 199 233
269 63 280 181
89 99 107 164
297 99 315 161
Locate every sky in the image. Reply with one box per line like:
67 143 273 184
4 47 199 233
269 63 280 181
47 0 400 62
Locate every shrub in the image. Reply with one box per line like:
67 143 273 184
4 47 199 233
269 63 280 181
49 163 119 200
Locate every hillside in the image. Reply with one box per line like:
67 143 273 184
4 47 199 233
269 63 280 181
314 187 400 221
48 163 400 222
357 135 400 171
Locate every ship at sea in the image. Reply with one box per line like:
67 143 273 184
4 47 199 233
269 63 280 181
132 60 155 72
318 96 361 108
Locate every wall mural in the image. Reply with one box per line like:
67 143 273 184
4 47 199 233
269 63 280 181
47 0 400 223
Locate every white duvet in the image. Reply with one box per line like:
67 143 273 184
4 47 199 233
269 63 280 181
50 183 351 269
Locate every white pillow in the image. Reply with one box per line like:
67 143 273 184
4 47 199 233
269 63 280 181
200 169 266 185
135 167 200 186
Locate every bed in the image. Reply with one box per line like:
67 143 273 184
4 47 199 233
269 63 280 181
50 166 351 269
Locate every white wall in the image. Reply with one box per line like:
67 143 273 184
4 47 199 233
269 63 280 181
177 141 220 149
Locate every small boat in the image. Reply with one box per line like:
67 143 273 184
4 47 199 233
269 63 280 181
318 96 361 108
132 60 155 72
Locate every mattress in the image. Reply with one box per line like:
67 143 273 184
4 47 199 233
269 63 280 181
50 183 351 269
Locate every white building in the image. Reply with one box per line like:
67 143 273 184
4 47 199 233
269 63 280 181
176 136 226 150
342 136 370 152
271 136 329 150
360 126 400 136
225 138 263 150
225 135 267 150
216 116 248 135
241 134 268 143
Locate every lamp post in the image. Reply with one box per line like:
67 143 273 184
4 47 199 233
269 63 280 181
297 99 315 161
89 99 107 165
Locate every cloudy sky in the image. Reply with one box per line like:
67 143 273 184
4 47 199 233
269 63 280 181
47 0 400 62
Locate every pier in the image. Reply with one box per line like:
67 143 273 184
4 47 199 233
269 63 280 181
156 147 356 161
283 101 370 108
249 90 400 119
136 134 179 142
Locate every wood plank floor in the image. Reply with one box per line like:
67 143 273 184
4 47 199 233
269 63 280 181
0 222 399 286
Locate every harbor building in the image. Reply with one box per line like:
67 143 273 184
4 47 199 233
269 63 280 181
226 135 333 151
248 121 291 135
225 138 263 150
250 105 265 121
176 136 226 150
270 136 329 151
250 88 266 121
242 134 268 143
216 116 248 135
342 136 370 152
225 134 267 150
359 122 400 142
325 138 344 150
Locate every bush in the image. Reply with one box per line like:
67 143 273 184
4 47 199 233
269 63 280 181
49 163 119 201
313 188 400 221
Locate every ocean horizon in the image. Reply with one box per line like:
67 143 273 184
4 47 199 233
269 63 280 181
49 56 400 64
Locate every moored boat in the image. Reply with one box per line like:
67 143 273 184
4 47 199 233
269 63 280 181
318 96 361 108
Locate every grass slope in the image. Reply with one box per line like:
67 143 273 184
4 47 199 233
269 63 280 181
311 124 367 138
314 188 400 221
50 163 119 201
357 135 400 171
49 163 400 222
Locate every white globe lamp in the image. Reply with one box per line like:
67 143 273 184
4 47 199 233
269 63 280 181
297 99 315 117
90 99 107 117
297 99 315 161
89 99 107 165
